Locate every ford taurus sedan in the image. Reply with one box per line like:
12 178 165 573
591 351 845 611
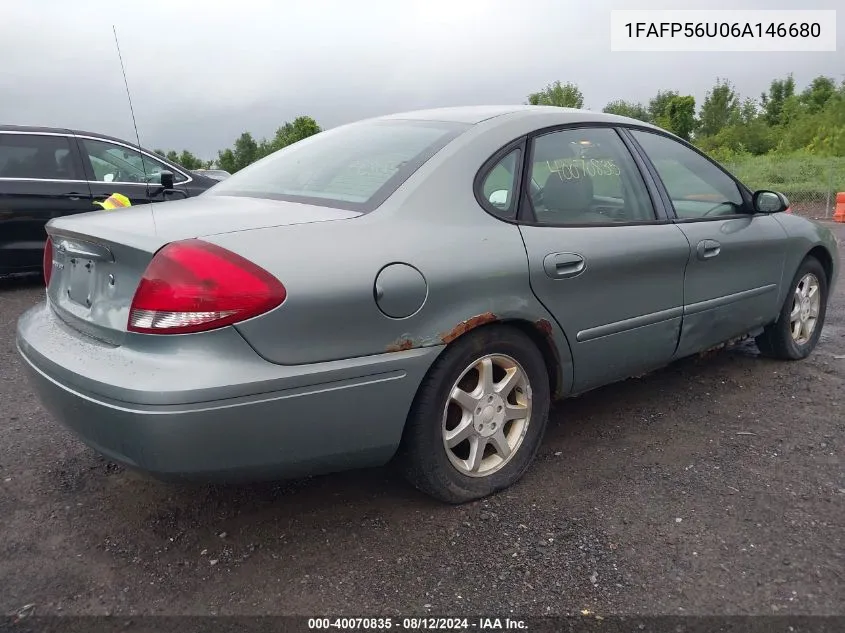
16 106 839 503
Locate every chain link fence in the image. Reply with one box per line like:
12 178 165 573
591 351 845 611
724 155 845 220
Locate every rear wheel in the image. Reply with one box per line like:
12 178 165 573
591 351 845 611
756 257 828 360
397 326 550 504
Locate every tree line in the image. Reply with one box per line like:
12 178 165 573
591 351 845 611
529 74 845 161
157 73 844 173
155 115 322 173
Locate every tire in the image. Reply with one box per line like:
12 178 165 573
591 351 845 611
397 325 551 504
756 256 828 360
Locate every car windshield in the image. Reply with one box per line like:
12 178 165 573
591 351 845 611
207 119 468 212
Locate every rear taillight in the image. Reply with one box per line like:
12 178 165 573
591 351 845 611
127 239 286 335
43 237 53 286
784 207 793 214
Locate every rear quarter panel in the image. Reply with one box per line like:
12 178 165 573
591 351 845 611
205 114 579 394
208 212 573 394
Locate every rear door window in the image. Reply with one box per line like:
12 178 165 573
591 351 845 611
0 134 82 180
527 127 656 224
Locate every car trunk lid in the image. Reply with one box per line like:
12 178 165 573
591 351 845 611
44 197 361 345
151 194 361 240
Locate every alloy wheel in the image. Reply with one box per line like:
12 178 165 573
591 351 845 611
441 354 532 477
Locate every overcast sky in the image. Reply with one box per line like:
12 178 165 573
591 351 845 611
1 0 841 159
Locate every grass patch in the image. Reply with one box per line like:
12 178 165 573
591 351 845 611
723 154 845 203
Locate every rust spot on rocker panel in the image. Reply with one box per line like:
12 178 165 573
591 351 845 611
385 338 416 353
697 333 754 359
385 312 498 352
440 312 498 344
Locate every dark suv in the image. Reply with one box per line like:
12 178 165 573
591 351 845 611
0 126 218 276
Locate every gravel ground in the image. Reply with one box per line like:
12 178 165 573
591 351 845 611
1 223 843 618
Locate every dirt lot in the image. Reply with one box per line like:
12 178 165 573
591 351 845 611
1 223 843 618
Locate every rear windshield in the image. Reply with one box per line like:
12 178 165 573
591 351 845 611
206 119 468 212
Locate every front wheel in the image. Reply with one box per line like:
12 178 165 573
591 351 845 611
756 256 828 360
397 326 551 504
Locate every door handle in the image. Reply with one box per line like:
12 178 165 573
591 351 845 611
68 191 87 201
543 252 586 279
696 239 721 260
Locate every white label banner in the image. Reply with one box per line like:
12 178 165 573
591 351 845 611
610 10 837 52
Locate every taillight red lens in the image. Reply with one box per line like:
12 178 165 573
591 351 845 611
784 207 793 214
127 239 286 335
43 237 53 286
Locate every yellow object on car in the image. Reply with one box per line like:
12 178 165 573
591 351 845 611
93 193 132 211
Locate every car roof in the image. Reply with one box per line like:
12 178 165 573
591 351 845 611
0 124 77 135
0 124 147 147
377 106 531 124
375 105 656 128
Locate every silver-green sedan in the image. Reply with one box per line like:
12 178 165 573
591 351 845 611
16 106 840 503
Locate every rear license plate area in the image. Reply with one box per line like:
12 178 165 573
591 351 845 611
66 257 96 308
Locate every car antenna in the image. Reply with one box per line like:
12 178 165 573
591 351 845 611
112 25 157 228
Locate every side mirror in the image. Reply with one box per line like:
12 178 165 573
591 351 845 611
160 170 175 190
488 189 509 208
753 190 789 214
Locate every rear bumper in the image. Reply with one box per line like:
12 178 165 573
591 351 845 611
16 302 441 480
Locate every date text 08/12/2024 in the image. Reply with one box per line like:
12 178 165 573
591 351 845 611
307 617 528 630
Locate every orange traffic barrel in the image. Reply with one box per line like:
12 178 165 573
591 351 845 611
835 192 845 223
